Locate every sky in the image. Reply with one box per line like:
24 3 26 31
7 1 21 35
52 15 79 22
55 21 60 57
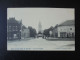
7 8 75 32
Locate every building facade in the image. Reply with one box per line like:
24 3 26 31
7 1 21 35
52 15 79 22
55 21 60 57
57 25 75 38
52 25 58 38
53 20 75 38
21 26 30 39
37 21 43 37
7 18 22 40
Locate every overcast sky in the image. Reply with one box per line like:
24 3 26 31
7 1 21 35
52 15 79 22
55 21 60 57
7 8 74 32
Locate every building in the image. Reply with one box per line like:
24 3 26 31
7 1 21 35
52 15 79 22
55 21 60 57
7 17 22 40
53 20 75 38
21 25 30 39
38 21 43 37
52 25 58 38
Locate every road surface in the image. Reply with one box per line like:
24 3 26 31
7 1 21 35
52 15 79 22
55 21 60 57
7 37 75 51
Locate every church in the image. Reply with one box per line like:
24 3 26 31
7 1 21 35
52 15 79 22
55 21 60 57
37 21 43 37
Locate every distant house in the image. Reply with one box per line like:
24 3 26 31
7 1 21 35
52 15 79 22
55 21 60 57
7 17 22 40
21 25 30 39
53 20 75 38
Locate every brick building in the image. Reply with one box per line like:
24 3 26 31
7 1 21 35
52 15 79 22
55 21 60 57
7 18 22 40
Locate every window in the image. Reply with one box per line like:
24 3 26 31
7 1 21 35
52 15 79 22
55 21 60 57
9 26 11 27
9 26 11 29
16 29 18 31
9 37 11 39
72 33 75 37
60 29 62 31
9 29 11 31
70 28 72 30
13 26 16 31
16 26 18 31
13 29 15 31
60 32 66 38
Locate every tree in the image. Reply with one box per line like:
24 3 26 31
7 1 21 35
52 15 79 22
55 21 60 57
43 29 50 38
49 26 53 31
28 26 37 37
48 26 54 37
43 26 54 38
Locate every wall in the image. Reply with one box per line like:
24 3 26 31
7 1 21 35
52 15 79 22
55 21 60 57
57 25 75 38
21 28 30 39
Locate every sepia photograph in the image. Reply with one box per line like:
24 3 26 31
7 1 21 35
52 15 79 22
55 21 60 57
7 8 75 51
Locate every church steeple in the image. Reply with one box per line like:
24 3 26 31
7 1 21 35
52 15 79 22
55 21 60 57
38 21 42 34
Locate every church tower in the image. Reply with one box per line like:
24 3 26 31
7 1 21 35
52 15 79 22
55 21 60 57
38 21 42 34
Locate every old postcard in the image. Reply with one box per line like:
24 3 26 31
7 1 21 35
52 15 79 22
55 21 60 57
7 8 75 51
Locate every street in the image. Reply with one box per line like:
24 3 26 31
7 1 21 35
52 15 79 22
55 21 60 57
7 38 75 51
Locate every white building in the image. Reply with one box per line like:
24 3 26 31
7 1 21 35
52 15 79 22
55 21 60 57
53 20 75 38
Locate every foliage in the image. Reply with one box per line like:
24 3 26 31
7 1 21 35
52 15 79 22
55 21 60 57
43 26 54 37
28 26 37 37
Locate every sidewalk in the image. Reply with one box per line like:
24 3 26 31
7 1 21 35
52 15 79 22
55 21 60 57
46 37 75 41
7 37 36 42
21 37 35 40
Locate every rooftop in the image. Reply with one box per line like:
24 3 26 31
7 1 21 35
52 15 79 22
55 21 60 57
58 20 75 26
7 17 21 24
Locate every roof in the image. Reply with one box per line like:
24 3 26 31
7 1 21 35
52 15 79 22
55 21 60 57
7 18 21 24
58 20 75 26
